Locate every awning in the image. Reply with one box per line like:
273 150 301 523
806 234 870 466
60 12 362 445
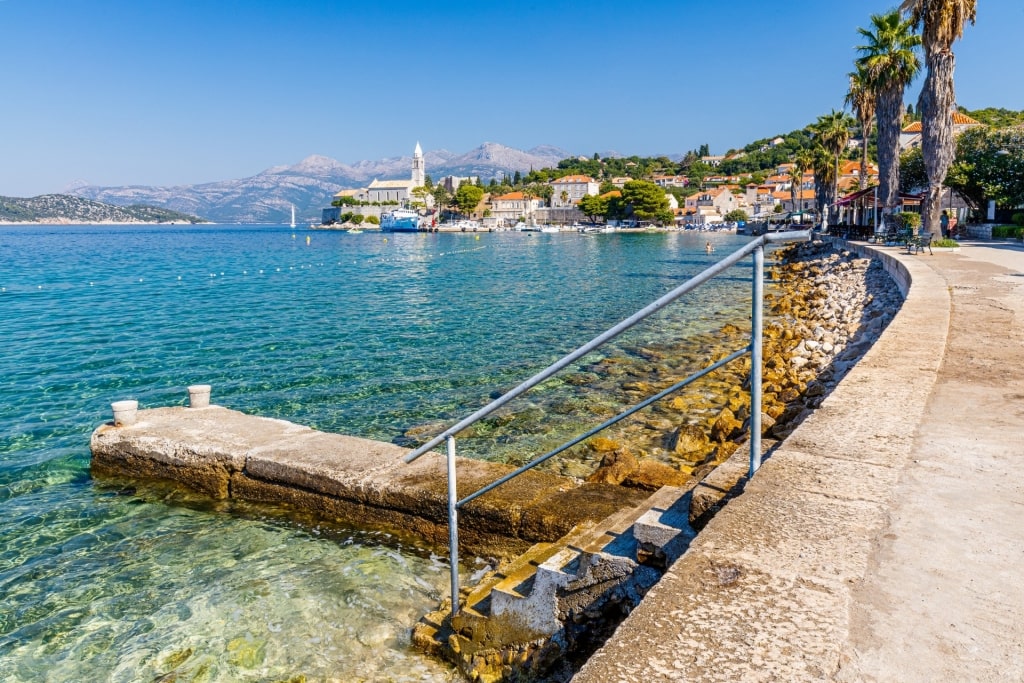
835 186 877 206
834 186 924 207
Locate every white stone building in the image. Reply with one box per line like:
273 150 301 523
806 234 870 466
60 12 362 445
550 174 599 208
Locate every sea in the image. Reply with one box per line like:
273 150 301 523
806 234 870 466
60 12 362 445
0 224 756 682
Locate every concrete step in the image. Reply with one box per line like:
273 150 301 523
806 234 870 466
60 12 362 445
487 485 695 637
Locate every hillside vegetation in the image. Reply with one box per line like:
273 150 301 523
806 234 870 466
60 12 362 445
0 194 203 224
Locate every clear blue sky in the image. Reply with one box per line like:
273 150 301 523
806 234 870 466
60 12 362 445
1 0 1021 197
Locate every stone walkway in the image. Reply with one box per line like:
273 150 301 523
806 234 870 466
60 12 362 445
573 239 1024 682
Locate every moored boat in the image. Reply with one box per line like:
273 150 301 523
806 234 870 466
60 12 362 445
380 208 422 232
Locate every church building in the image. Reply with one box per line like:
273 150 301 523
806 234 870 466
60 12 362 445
362 142 427 204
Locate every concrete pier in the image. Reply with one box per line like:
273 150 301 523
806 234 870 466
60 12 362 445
90 406 648 558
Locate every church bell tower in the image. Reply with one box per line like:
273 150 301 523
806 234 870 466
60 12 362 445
411 142 425 188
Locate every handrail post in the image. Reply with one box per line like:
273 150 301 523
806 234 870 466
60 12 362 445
446 435 460 615
749 245 764 477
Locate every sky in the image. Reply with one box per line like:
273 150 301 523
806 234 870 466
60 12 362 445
1 0 1022 197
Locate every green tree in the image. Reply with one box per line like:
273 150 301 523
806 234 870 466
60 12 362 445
454 184 484 217
811 110 855 210
789 164 804 214
527 182 553 202
688 161 711 189
724 209 749 223
411 186 430 209
900 0 977 233
578 193 610 223
622 180 671 225
812 146 837 216
856 10 921 214
899 146 929 194
943 127 1024 210
432 185 451 217
424 174 433 190
513 170 522 186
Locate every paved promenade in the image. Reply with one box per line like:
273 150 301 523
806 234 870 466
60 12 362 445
574 239 1024 682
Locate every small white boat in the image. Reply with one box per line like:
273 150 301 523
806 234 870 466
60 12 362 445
348 228 364 234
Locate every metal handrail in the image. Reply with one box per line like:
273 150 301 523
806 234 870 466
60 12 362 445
406 230 810 613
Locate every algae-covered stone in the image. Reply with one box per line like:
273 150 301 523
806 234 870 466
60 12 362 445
624 460 690 490
586 449 638 485
665 425 709 458
711 408 743 442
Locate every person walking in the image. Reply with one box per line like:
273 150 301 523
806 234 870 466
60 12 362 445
940 210 950 239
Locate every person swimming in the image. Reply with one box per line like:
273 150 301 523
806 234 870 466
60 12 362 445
705 241 715 254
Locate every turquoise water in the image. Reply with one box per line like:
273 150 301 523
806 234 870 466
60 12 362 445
0 225 753 681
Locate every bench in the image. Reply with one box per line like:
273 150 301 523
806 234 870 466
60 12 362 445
906 231 933 255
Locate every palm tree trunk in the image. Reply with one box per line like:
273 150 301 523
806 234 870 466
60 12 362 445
859 115 872 190
876 87 904 214
919 50 957 235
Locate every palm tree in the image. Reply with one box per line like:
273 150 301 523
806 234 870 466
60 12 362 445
812 146 837 220
845 69 877 190
792 148 814 219
856 10 921 216
789 165 804 216
811 110 855 212
900 0 977 234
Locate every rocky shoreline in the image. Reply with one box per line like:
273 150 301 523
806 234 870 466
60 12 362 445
580 240 904 497
411 239 906 683
419 239 905 495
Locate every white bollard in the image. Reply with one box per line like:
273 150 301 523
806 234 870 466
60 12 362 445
187 384 212 408
111 400 139 427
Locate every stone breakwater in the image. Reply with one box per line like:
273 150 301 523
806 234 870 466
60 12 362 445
580 239 904 497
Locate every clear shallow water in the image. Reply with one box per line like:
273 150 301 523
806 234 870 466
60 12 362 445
0 225 752 681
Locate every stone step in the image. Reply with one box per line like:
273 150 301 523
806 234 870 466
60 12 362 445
487 485 695 637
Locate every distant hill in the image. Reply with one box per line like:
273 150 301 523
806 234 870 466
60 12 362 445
960 107 1024 129
0 194 203 224
69 142 571 224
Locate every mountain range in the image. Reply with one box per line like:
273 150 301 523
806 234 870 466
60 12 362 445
69 143 572 224
0 194 202 224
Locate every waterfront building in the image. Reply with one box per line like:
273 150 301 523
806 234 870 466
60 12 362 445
549 175 599 208
436 175 478 194
489 191 544 224
899 110 982 153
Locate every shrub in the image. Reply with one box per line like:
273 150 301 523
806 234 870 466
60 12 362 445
1012 212 1024 226
992 225 1024 239
893 212 921 230
364 215 380 225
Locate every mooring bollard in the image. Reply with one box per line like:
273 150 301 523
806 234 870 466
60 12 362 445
111 400 139 427
187 384 212 408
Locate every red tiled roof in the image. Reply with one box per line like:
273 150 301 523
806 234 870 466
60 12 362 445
552 174 595 184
